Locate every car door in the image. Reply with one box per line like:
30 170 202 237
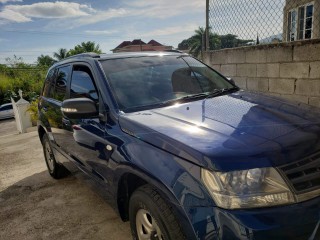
0 105 11 119
40 65 71 151
0 105 6 119
6 104 13 118
62 63 113 185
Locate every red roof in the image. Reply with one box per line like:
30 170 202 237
131 39 146 45
148 40 163 46
113 39 168 51
115 41 131 49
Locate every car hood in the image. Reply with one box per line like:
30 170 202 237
119 91 320 171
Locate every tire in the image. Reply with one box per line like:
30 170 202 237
42 133 69 179
129 185 186 240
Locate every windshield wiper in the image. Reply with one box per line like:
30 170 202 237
151 93 209 108
177 93 210 101
152 87 239 109
205 87 239 99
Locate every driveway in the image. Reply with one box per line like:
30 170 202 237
0 119 131 240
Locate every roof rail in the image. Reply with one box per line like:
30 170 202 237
63 52 101 61
164 49 185 54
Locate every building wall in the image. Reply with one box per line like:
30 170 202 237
283 0 320 41
203 39 320 108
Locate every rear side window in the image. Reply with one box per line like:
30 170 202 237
42 66 70 101
42 68 56 98
53 66 70 101
70 65 98 101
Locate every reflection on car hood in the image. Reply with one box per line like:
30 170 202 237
119 91 320 171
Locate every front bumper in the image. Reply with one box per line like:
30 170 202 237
187 196 320 240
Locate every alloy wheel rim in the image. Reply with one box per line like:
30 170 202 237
45 141 54 172
136 209 163 240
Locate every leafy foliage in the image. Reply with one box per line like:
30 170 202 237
53 48 69 61
27 98 39 125
0 56 46 105
0 41 103 105
37 55 56 67
68 41 102 56
178 27 253 58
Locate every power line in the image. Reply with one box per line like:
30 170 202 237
0 29 121 38
0 28 186 40
0 50 54 53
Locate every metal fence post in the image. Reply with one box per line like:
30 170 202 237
206 0 210 51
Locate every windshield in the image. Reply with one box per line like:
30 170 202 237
100 55 236 112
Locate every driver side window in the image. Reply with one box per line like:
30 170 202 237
70 65 98 102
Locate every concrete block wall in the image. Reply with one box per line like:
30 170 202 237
203 39 320 108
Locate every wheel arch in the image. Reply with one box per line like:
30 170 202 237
116 169 196 239
116 169 184 221
116 169 182 222
117 172 148 221
38 124 46 142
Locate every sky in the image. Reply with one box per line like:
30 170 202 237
0 0 205 64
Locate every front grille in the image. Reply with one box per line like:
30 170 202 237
279 152 320 194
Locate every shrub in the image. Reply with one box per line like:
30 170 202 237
27 98 39 126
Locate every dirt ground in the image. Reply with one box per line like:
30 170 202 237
0 119 131 240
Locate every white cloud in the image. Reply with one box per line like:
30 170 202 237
0 1 95 23
0 0 204 32
84 30 118 35
128 0 204 9
127 0 204 18
73 8 127 26
140 24 198 37
0 8 31 22
0 0 22 3
38 7 128 30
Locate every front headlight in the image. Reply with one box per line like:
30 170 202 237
201 167 295 209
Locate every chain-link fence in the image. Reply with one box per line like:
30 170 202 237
208 0 320 49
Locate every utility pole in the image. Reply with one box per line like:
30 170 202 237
201 33 205 60
205 0 210 51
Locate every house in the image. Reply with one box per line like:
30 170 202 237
283 0 320 41
112 39 173 53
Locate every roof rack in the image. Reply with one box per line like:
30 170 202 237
63 52 101 61
164 50 185 54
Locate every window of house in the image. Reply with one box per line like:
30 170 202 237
70 65 98 101
288 9 297 41
288 2 314 41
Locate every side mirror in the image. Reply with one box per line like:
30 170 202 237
226 77 236 85
61 98 98 119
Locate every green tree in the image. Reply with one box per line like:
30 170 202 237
53 48 69 61
37 54 56 67
188 27 206 58
219 34 252 48
178 28 253 57
178 27 221 58
0 56 46 105
5 55 28 68
68 41 102 56
178 39 191 50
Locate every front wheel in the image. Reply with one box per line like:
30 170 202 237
42 133 69 179
129 185 185 240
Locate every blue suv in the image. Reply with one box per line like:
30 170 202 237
38 52 320 240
